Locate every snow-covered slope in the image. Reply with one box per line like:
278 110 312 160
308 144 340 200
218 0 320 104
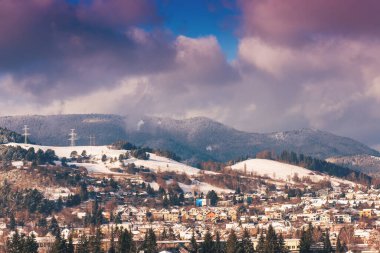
125 153 200 175
231 158 353 186
5 143 201 176
5 143 234 193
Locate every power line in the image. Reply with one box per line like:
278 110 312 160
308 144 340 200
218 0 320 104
22 125 30 144
68 129 78 146
89 135 96 146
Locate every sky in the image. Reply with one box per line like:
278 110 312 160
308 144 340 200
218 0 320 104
1 0 380 148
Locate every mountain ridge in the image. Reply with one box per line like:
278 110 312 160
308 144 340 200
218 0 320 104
0 114 378 164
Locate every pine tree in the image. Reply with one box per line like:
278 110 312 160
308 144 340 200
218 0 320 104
8 213 16 230
241 228 255 253
108 228 116 253
214 231 224 253
141 228 157 253
77 234 90 253
67 235 74 253
206 190 219 206
24 234 39 253
265 225 278 253
7 230 22 253
256 232 265 253
226 230 239 253
278 233 288 253
49 217 60 237
51 236 67 253
163 194 170 208
323 230 332 253
91 226 104 253
118 229 135 253
299 229 311 253
189 230 198 253
201 230 214 253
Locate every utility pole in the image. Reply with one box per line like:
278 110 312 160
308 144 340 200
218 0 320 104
69 129 77 147
22 125 30 144
89 135 96 146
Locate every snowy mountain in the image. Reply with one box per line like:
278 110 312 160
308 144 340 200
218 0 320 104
0 114 377 164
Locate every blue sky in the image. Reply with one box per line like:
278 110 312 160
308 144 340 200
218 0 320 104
156 0 240 61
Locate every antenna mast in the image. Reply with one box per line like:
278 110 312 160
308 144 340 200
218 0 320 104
22 125 30 144
69 129 77 147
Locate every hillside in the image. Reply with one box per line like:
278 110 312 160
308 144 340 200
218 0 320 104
327 155 380 177
4 142 233 193
3 142 362 194
0 114 378 164
230 159 353 186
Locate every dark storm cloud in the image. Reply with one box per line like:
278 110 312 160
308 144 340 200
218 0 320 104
240 0 380 44
2 0 380 150
0 0 175 98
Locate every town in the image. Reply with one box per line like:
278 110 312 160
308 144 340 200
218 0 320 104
0 134 379 253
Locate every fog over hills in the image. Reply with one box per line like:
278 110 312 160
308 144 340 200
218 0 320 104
0 114 378 164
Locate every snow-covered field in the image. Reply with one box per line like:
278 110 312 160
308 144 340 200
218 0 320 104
124 153 200 176
231 158 354 186
178 182 233 194
5 143 201 176
4 143 354 191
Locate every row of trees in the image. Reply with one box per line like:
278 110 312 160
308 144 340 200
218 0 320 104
299 223 333 253
7 231 39 253
187 226 287 253
0 146 57 166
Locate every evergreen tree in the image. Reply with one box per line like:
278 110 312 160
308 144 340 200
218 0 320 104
108 228 116 253
67 235 74 253
117 229 135 253
141 228 157 253
8 213 16 230
214 230 224 253
265 225 278 253
24 234 39 253
163 194 169 208
147 184 155 195
206 190 219 206
49 217 60 237
77 234 90 253
50 236 67 253
226 230 239 253
299 229 311 253
189 230 198 253
201 230 214 253
90 227 104 253
278 233 288 253
7 230 22 253
80 182 89 201
322 230 332 253
256 232 265 253
241 228 255 253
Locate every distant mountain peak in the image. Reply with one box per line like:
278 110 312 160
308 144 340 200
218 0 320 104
0 114 378 164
